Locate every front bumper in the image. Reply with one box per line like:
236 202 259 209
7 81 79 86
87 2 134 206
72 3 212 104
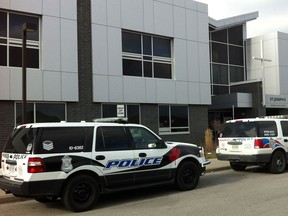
216 153 271 163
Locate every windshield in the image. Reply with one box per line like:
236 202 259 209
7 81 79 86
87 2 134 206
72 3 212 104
4 128 37 154
221 121 278 138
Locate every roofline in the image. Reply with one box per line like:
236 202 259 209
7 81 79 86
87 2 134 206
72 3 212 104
209 11 259 30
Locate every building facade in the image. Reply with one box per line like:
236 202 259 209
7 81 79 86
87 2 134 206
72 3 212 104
0 0 212 151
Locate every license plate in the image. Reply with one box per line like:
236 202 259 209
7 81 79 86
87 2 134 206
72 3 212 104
231 145 239 151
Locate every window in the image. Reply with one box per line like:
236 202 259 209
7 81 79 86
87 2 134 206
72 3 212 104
102 104 140 124
0 11 40 68
281 121 288 136
35 127 94 154
128 127 159 149
122 31 172 79
16 103 66 125
159 105 189 134
210 25 245 95
212 64 228 84
96 127 131 151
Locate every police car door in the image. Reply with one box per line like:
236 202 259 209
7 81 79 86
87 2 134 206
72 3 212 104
280 120 288 148
93 126 134 188
127 126 172 185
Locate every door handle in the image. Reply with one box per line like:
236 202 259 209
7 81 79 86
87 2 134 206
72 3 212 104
139 153 147 157
96 155 105 160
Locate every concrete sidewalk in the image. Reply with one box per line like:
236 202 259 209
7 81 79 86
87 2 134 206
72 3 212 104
0 158 230 204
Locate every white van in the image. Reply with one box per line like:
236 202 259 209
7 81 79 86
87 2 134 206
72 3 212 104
216 116 288 174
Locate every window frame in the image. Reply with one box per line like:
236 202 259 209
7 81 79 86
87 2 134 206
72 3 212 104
15 102 67 126
0 10 40 69
158 105 190 135
122 30 173 79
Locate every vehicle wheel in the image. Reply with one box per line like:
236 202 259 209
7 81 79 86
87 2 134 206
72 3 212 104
269 150 286 174
175 161 200 191
35 196 58 203
230 162 247 171
62 174 99 212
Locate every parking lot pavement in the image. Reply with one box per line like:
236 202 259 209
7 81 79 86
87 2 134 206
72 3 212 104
0 159 230 203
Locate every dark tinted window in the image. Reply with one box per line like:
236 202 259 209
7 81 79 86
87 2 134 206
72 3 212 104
222 121 277 137
0 45 7 66
257 121 277 137
154 62 172 79
230 66 244 83
122 59 142 76
96 127 131 151
212 64 228 84
4 128 37 153
36 103 66 122
228 26 243 46
0 11 7 37
9 13 39 40
122 31 141 54
211 29 227 43
153 37 171 57
229 45 243 65
281 121 288 136
35 127 93 153
128 127 159 149
211 42 228 63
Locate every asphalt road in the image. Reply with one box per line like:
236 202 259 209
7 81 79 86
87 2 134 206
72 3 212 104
1 166 288 216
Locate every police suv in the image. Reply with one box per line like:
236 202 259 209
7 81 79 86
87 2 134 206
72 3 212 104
0 118 210 212
217 116 288 174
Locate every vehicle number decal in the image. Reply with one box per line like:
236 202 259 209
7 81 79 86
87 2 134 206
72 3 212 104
69 146 84 151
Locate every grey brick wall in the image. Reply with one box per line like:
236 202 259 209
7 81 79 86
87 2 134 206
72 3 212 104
0 101 14 153
67 0 102 122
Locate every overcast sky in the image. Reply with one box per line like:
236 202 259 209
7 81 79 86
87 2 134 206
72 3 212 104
197 0 288 38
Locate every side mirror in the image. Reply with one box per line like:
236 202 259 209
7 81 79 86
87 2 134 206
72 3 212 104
148 143 157 148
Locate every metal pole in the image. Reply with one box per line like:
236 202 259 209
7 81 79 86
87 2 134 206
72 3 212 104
22 27 27 124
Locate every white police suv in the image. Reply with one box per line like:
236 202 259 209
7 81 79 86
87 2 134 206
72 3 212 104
217 116 288 174
0 118 210 212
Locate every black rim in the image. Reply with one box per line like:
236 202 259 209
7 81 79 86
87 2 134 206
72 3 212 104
72 183 91 203
182 167 194 184
273 153 284 171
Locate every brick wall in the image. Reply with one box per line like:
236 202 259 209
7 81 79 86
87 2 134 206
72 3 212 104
0 101 14 155
67 0 102 122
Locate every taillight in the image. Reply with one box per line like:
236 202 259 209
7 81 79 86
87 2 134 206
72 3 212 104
254 139 269 149
28 158 45 173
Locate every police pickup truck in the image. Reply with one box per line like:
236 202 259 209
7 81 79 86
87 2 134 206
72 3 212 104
0 118 210 212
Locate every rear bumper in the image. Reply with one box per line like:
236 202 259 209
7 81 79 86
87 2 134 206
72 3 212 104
216 153 271 163
0 176 64 198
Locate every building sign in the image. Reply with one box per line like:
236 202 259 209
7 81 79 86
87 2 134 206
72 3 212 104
266 95 288 108
117 105 125 117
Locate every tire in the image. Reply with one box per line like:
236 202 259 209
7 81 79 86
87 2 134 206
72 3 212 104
175 161 200 191
230 162 247 171
269 150 286 174
62 174 99 212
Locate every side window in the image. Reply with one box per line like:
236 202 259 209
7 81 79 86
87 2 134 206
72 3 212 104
95 127 131 151
281 121 288 136
128 127 159 149
257 121 277 137
35 127 93 153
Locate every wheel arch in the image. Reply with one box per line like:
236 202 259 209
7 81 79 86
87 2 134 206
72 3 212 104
61 170 103 196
